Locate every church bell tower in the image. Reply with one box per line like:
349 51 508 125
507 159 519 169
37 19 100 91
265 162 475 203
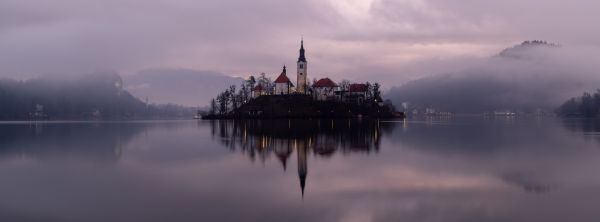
297 39 307 94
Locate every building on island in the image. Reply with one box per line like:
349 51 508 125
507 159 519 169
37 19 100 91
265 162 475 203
253 84 266 98
204 38 400 120
274 66 294 95
248 39 375 105
312 78 338 101
345 83 369 104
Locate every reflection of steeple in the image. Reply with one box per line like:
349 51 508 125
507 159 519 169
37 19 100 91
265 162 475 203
297 144 307 198
209 119 394 198
274 140 292 171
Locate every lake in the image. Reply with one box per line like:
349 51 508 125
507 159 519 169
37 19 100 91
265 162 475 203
0 117 599 222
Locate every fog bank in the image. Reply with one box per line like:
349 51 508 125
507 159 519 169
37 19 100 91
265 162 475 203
385 41 600 113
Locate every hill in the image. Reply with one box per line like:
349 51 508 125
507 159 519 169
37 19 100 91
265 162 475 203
0 72 194 120
124 68 244 107
385 40 597 114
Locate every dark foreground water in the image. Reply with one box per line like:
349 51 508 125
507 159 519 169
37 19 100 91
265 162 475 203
1 117 600 222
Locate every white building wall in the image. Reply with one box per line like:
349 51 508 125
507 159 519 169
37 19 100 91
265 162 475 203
297 61 307 93
253 90 264 98
314 87 337 101
275 83 290 95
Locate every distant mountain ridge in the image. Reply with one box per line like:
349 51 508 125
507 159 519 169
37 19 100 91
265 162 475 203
124 68 244 107
0 72 194 120
385 40 591 114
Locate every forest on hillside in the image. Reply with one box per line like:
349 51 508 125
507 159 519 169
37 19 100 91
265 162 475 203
0 73 194 120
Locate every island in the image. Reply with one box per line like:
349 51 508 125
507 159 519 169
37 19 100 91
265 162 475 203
202 39 403 120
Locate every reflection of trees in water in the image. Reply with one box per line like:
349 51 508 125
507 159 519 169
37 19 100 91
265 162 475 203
393 118 575 194
562 118 600 133
210 119 395 197
0 122 149 163
561 118 600 145
210 119 395 162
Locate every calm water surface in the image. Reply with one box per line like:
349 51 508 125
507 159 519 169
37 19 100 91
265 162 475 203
1 118 600 222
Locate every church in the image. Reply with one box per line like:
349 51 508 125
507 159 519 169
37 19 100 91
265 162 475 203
252 39 370 104
270 39 308 95
204 39 396 120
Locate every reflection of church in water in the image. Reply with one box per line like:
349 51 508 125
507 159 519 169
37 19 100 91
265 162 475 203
209 119 394 197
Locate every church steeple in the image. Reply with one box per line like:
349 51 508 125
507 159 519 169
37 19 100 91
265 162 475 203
298 40 307 62
296 38 308 94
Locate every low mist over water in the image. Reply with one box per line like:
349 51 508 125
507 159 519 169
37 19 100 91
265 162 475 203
1 118 600 222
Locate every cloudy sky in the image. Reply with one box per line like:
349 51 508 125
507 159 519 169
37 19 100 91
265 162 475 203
1 0 599 81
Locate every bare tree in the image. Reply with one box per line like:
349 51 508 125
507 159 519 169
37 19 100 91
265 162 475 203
210 98 217 115
229 85 238 111
339 80 351 91
373 82 382 102
257 72 273 94
365 82 373 100
239 83 249 104
247 75 256 90
216 91 229 114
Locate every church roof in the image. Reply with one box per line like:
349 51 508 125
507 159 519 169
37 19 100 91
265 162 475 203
349 83 368 92
274 66 293 84
274 74 291 83
254 84 265 91
313 78 337 88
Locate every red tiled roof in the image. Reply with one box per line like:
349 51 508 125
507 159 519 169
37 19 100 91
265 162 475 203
254 84 264 91
349 83 368 92
274 72 291 84
313 78 338 88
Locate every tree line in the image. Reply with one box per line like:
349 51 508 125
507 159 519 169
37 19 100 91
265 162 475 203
210 73 273 115
0 73 194 120
556 90 600 117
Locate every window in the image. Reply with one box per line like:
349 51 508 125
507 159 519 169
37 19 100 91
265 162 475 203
299 64 304 69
